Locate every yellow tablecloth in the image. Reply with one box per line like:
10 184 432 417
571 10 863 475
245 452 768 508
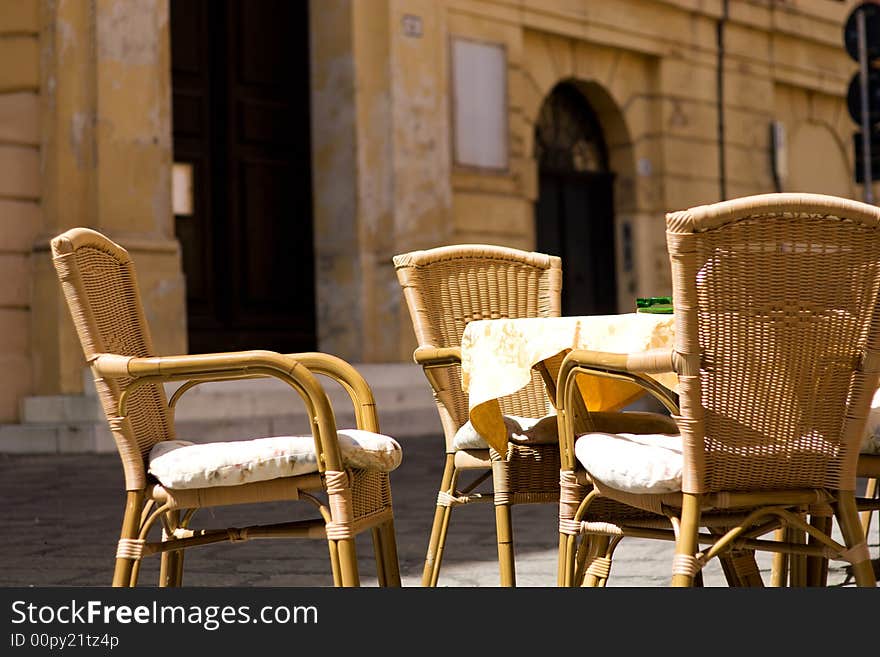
460 313 677 453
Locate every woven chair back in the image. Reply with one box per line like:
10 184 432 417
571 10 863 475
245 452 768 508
51 228 174 489
667 193 880 495
394 244 562 446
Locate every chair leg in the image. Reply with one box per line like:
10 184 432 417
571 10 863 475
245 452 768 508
719 550 764 587
770 527 789 586
371 527 387 586
159 509 183 587
710 525 763 586
835 492 877 587
112 491 144 587
494 502 516 587
558 533 570 587
580 536 611 587
370 520 401 587
671 493 701 587
327 539 342 586
159 551 183 587
558 532 579 587
861 477 877 539
805 514 832 586
336 538 360 587
491 457 516 587
174 550 185 586
786 526 808 587
423 505 450 585
422 455 458 587
378 519 401 587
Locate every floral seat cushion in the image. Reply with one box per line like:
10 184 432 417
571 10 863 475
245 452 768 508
451 414 558 451
148 429 402 490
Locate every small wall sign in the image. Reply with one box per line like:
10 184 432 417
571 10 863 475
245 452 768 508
402 14 423 38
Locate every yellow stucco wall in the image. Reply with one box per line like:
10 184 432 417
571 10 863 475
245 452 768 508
32 0 185 402
0 0 186 423
0 0 869 426
0 0 40 421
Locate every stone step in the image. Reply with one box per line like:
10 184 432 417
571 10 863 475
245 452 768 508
3 363 443 453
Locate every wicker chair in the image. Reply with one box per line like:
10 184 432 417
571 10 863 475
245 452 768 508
393 244 676 586
51 227 402 587
556 193 880 587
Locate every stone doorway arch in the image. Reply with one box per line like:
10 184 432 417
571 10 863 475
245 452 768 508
534 82 617 315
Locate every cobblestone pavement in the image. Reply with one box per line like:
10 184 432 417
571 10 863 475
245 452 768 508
0 436 873 588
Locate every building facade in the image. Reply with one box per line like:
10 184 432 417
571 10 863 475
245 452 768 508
0 0 867 438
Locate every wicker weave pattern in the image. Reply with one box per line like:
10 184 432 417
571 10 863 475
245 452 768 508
351 469 393 519
77 247 175 452
668 203 880 494
394 245 562 437
53 237 174 490
491 443 561 501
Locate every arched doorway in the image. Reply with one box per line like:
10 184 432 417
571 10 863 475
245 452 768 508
534 83 617 316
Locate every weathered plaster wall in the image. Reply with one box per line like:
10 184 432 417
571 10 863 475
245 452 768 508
312 0 452 362
775 83 855 197
32 0 184 398
310 0 362 361
0 0 40 421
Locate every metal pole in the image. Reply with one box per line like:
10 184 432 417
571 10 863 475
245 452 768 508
858 8 874 203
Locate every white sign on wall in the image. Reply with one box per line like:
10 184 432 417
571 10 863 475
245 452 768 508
172 162 193 216
451 38 508 170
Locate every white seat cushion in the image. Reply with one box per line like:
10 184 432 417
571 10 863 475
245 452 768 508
148 429 402 490
452 414 559 451
575 432 683 494
578 415 880 496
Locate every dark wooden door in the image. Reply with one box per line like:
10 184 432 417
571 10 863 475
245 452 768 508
536 171 617 316
171 0 316 354
534 83 617 316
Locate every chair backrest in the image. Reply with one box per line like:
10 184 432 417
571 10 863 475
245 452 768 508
51 228 174 490
393 244 562 449
667 193 880 495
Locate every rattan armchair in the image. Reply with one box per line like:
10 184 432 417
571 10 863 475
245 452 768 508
52 227 401 587
393 244 676 586
556 193 880 587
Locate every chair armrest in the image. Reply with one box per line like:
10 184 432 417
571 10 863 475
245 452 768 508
409 347 463 450
558 348 679 413
555 348 680 471
412 346 461 367
286 352 379 433
565 347 676 375
90 350 348 471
